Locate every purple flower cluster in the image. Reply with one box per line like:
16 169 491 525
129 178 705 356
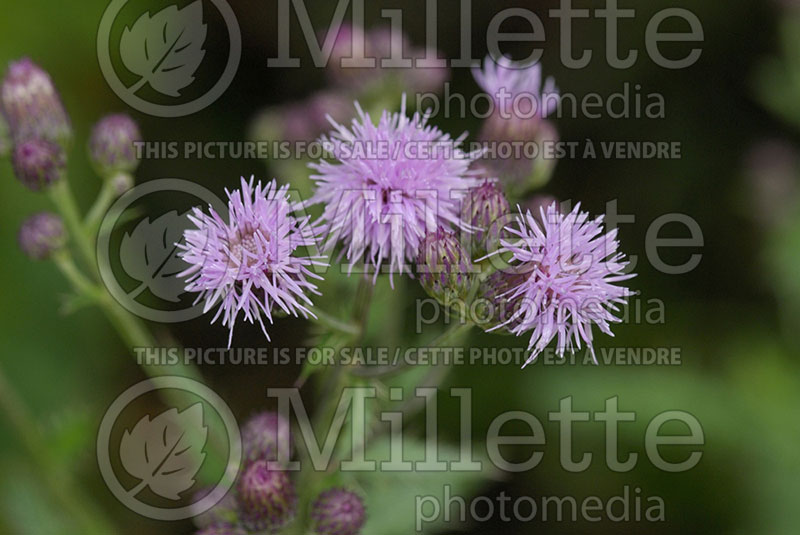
179 53 634 362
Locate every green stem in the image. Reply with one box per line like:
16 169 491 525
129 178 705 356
290 278 375 535
84 177 119 232
48 181 97 279
0 369 116 534
310 308 360 337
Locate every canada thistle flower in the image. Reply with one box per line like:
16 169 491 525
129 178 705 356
1 58 71 145
311 488 366 535
417 229 472 305
18 212 65 260
241 410 293 464
236 459 297 532
491 202 634 366
310 97 480 284
11 138 66 191
178 177 325 345
473 56 559 191
89 113 142 176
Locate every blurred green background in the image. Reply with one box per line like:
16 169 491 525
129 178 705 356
1 0 799 533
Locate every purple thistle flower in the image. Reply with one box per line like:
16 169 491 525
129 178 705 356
236 459 297 532
18 212 65 260
178 177 326 345
491 202 634 366
473 56 560 192
1 58 71 145
89 113 142 176
241 410 293 464
311 488 366 535
310 97 480 285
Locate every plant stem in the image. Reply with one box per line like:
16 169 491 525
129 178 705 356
48 181 97 279
84 177 119 232
0 369 117 534
310 308 360 337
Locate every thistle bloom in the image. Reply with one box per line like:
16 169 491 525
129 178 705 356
178 178 325 345
311 488 366 535
310 98 480 284
237 459 297 532
1 58 71 145
491 202 634 366
473 56 560 191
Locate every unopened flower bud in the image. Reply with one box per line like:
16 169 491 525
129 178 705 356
110 172 135 195
237 459 297 532
417 229 472 305
18 212 65 260
241 411 293 464
311 488 366 535
194 524 247 535
467 181 510 257
474 267 529 332
1 58 71 145
89 114 141 176
11 139 65 191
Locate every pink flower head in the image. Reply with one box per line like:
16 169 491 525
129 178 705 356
493 202 634 366
473 55 559 120
178 177 325 345
310 97 480 284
